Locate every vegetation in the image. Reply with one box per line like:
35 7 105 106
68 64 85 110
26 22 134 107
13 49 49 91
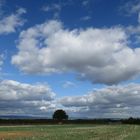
0 124 140 140
0 117 140 125
0 117 140 139
53 110 68 121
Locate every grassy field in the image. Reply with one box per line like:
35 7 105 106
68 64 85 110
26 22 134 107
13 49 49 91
0 124 140 140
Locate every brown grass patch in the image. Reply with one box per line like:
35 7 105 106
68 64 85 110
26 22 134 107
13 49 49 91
0 131 36 139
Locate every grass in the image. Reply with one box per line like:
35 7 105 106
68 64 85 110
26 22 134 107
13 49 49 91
0 124 139 140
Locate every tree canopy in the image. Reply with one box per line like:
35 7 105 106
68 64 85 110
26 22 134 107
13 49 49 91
53 109 68 121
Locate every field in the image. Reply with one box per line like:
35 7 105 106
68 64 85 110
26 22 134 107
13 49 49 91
0 124 140 140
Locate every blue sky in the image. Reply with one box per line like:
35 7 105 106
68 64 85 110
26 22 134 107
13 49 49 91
0 0 140 118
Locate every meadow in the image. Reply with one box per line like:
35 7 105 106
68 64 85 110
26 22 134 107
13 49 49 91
0 124 140 140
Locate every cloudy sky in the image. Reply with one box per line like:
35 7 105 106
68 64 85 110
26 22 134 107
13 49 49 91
0 0 140 118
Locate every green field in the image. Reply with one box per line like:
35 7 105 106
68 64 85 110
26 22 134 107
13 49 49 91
0 124 140 140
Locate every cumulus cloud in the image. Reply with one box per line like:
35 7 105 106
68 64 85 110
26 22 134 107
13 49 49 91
0 8 26 34
2 79 140 118
59 84 140 118
0 80 56 115
11 20 140 85
0 100 57 116
0 80 55 101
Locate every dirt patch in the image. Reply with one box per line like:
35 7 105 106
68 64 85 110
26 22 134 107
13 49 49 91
0 131 36 139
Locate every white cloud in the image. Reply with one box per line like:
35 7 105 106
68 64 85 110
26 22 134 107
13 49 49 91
0 80 55 101
42 4 61 12
42 3 61 18
0 79 56 116
120 0 140 15
0 8 26 34
12 20 140 85
62 81 76 88
42 1 74 18
120 0 140 25
59 83 140 118
1 79 140 118
0 100 57 116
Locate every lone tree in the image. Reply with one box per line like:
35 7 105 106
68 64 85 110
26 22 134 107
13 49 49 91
53 109 68 121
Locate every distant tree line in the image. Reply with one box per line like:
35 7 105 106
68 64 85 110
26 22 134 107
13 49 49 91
122 117 140 124
0 110 140 125
0 118 140 125
0 118 119 125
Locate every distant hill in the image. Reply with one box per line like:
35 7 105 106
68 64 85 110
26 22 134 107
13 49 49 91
0 115 123 120
0 115 48 119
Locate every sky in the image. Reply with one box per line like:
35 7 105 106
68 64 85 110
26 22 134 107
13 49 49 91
0 0 140 118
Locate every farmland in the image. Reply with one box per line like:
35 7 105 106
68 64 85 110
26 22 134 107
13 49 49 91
0 124 140 140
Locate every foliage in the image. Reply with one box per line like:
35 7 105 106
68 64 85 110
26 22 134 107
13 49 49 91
52 109 68 121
